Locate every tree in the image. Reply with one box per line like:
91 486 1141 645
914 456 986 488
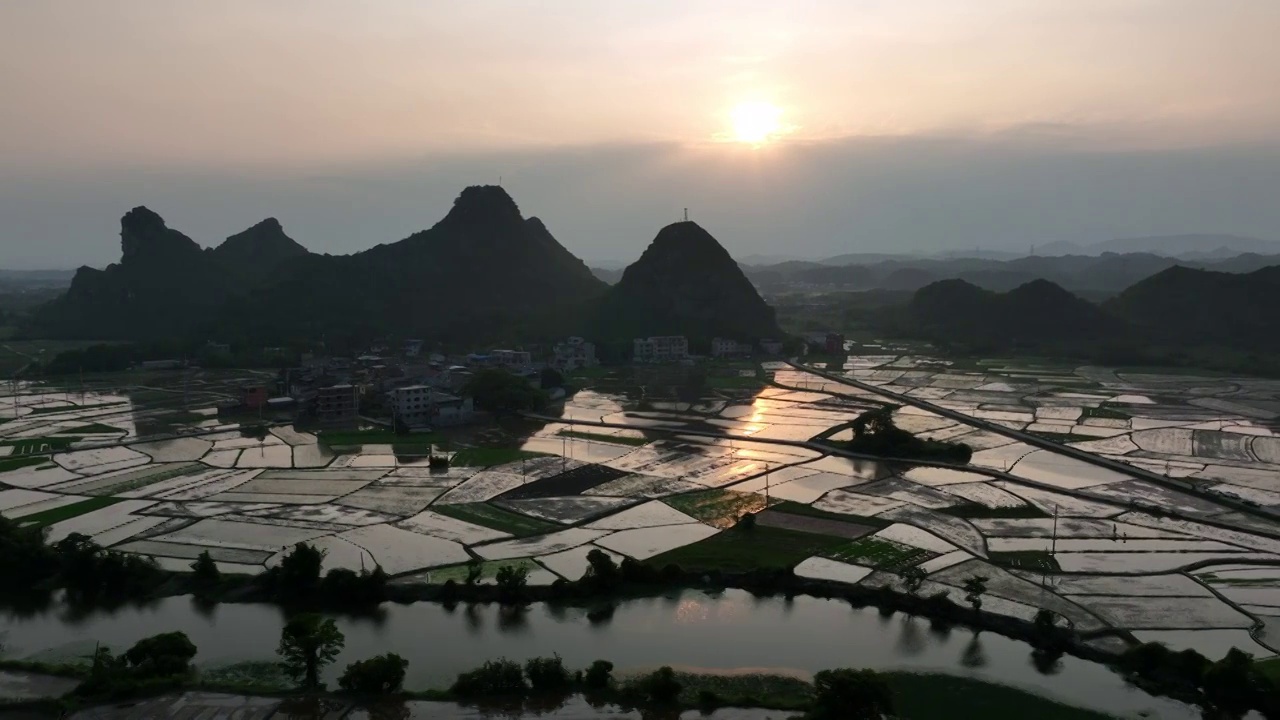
451 659 528 697
962 575 988 615
190 551 220 590
899 566 925 596
583 660 614 690
277 614 346 688
639 666 682 705
1202 648 1260 717
539 367 564 389
583 548 620 588
524 654 571 693
338 653 409 695
123 632 198 678
809 669 895 720
276 543 324 602
495 564 529 604
464 558 484 586
463 369 548 416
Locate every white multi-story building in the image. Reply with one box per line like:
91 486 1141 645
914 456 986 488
552 337 598 370
633 336 689 363
492 349 533 370
711 338 749 358
393 385 475 428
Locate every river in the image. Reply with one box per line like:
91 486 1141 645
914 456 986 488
0 589 1199 718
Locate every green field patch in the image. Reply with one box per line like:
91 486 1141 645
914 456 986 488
649 525 851 573
14 497 123 529
1258 656 1280 682
1082 405 1130 421
427 558 542 584
430 502 561 536
56 423 125 435
1028 431 1080 444
822 536 934 571
0 455 51 474
990 550 1061 572
941 503 1049 519
198 661 293 694
663 488 776 529
0 436 81 454
557 429 650 446
769 500 893 529
449 448 551 467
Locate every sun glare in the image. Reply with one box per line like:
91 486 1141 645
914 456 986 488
730 101 782 145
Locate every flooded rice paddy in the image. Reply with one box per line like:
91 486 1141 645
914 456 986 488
3 360 1280 713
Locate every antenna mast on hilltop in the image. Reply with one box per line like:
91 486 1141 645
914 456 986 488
683 208 689 221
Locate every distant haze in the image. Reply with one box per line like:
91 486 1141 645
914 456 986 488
2 1 1279 269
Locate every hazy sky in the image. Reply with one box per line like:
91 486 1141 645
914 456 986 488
3 0 1279 268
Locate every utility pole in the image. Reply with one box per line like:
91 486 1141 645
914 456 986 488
764 463 771 506
1051 504 1059 557
683 208 689 222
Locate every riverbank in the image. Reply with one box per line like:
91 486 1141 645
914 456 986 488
0 668 1127 720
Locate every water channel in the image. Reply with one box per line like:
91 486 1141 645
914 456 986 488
1 590 1198 719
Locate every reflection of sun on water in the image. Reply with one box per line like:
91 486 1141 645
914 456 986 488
675 596 749 625
730 101 782 145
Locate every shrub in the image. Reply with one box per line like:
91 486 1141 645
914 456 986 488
495 564 529 604
583 549 620 588
338 653 409 695
583 660 613 690
451 659 528 697
638 666 682 705
697 689 722 712
524 654 571 693
190 551 221 590
123 632 197 678
809 668 895 719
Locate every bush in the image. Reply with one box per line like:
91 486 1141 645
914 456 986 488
524 654 571 694
451 659 528 698
638 666 682 705
338 653 409 695
809 669 895 720
273 543 324 603
190 551 221 590
697 689 722 712
495 564 529 604
583 548 620 588
583 660 613 690
122 632 198 678
319 566 388 606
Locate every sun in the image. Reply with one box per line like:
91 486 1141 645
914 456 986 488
730 101 782 145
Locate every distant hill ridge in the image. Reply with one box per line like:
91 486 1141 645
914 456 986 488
31 187 780 346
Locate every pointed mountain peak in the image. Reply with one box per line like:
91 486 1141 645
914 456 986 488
443 185 523 225
120 206 200 262
215 217 308 265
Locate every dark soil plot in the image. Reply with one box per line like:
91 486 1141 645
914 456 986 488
650 525 851 572
499 463 629 500
430 502 562 536
990 550 1061 572
755 509 876 540
823 536 935 571
14 496 122 528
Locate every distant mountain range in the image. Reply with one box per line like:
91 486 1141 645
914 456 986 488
902 265 1280 362
1038 234 1280 259
30 187 775 347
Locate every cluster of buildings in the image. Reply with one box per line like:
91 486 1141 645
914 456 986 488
631 335 786 363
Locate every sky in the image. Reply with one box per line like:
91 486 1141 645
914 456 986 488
2 0 1279 268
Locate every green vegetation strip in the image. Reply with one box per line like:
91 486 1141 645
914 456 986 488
1083 404 1131 420
27 401 127 415
0 455 49 474
0 436 81 454
57 422 125 434
823 536 933 571
557 429 650 446
431 502 561 536
428 558 543 583
663 488 775 529
1258 657 1280 682
884 672 1119 720
990 550 1061 572
450 448 550 467
649 525 851 572
15 496 123 529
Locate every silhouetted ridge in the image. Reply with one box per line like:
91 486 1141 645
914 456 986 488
119 206 202 262
1105 265 1280 351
